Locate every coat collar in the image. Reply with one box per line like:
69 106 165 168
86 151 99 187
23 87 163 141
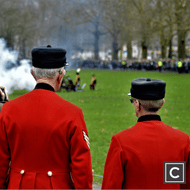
34 83 55 92
138 115 161 122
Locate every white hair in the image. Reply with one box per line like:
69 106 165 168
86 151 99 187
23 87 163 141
32 67 64 78
138 99 164 112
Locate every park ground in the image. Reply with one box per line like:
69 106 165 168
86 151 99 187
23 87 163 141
10 70 190 185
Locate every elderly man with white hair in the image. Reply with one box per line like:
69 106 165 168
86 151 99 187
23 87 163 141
0 45 92 189
102 78 190 189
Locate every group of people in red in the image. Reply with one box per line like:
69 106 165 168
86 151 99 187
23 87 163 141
0 45 189 189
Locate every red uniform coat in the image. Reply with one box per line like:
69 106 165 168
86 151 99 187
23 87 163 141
0 83 92 189
102 115 190 189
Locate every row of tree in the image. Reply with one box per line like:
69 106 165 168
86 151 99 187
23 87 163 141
0 0 190 61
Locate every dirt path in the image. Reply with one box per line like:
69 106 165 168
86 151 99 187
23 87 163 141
93 183 101 189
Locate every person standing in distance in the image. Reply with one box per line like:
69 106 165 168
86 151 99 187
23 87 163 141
0 86 9 111
158 59 163 72
0 45 92 189
102 78 190 189
90 74 97 90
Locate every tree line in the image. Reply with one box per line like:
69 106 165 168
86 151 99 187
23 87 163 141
0 0 190 61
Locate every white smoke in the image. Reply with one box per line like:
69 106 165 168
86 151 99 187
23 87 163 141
0 38 35 94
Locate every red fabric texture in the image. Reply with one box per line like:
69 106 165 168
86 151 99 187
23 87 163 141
102 120 190 189
0 89 92 189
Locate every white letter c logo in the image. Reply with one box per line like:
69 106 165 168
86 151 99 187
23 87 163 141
169 167 180 179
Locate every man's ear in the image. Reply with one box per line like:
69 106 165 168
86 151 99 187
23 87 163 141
134 100 141 111
57 72 63 84
161 99 165 108
137 101 141 111
31 69 37 81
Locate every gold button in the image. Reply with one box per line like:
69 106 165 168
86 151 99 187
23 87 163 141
47 171 52 177
20 170 25 175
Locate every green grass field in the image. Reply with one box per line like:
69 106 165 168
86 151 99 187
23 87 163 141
9 69 190 184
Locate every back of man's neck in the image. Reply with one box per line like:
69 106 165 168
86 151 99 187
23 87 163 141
138 111 159 118
37 79 55 91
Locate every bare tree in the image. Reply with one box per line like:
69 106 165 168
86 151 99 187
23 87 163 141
98 0 124 60
174 0 190 59
58 0 108 60
131 0 156 59
118 0 137 59
0 0 19 49
151 0 175 58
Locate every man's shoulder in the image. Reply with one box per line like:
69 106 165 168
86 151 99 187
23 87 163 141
113 126 136 139
113 121 189 144
166 124 189 140
2 91 30 106
3 90 82 113
58 97 82 112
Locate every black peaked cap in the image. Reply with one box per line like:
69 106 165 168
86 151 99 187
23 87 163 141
130 78 166 100
31 45 67 68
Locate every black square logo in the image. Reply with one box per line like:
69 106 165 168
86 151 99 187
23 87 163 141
163 161 186 184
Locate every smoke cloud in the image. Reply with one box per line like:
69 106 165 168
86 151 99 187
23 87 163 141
0 38 35 94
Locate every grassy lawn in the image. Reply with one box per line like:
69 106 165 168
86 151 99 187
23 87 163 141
9 69 190 184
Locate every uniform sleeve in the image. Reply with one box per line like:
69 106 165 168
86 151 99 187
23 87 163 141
0 113 10 189
181 138 190 189
69 109 92 189
102 135 124 189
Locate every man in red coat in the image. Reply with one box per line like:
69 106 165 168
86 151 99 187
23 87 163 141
0 45 92 189
102 78 190 189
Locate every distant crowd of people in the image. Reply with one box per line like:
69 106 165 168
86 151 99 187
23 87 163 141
76 58 190 73
120 59 190 73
